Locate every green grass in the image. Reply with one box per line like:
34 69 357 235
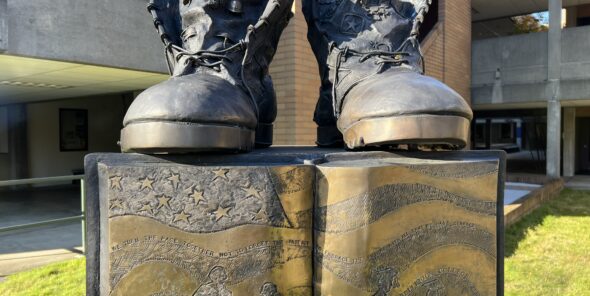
0 258 85 296
505 189 590 296
1 190 589 295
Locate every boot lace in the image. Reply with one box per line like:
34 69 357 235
330 0 431 117
170 40 246 72
331 46 410 117
147 1 246 74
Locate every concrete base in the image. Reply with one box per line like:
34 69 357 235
504 178 565 227
85 148 506 296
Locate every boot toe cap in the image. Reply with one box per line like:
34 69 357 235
123 73 257 129
338 72 473 130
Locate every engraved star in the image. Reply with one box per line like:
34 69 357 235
139 177 154 191
213 205 231 221
167 173 181 189
344 19 360 32
212 169 229 181
138 203 154 214
190 188 206 205
243 185 262 199
253 208 268 222
109 176 123 191
173 211 191 224
109 199 124 210
156 195 172 210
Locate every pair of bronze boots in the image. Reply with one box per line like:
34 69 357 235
120 0 473 153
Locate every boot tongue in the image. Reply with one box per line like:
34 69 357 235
180 4 259 53
318 0 414 52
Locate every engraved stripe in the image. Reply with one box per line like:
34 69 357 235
110 234 311 289
315 183 497 233
400 267 481 296
401 161 498 179
315 222 495 291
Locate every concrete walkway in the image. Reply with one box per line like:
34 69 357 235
0 247 83 276
565 175 590 190
0 186 83 276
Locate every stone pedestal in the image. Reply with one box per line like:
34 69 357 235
85 148 505 296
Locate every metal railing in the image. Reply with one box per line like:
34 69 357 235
0 175 86 254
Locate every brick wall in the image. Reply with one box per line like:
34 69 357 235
269 0 320 145
423 0 472 103
269 0 472 145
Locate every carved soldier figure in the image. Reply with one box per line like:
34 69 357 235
120 0 294 153
424 278 446 296
371 266 399 296
259 282 282 296
194 266 232 296
303 0 473 149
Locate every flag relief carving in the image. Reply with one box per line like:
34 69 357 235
102 165 314 296
92 154 501 295
314 159 499 295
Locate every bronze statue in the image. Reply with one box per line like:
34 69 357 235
303 0 473 149
120 0 294 153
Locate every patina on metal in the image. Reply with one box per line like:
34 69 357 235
314 155 501 295
120 0 294 153
96 162 314 295
303 0 473 149
85 149 504 295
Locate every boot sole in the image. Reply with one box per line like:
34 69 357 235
120 121 254 153
342 115 470 149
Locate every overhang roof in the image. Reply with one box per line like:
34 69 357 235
472 0 590 22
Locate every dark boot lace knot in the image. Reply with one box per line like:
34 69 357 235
170 40 246 72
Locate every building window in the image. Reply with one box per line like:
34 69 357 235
578 16 590 26
59 109 88 151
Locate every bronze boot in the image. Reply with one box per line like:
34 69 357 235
303 0 473 149
120 0 293 153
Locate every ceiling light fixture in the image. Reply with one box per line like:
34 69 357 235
0 80 73 89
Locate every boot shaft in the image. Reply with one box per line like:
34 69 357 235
303 0 430 119
179 0 267 53
310 0 415 52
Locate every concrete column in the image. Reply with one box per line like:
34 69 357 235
0 0 7 52
7 104 29 180
516 121 522 148
485 119 492 149
563 107 576 177
546 0 562 178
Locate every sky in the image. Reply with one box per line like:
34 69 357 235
533 11 550 25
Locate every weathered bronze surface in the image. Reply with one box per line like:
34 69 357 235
86 149 504 295
120 0 294 153
303 0 473 149
314 157 499 295
99 164 313 295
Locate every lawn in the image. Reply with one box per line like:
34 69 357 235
0 189 589 295
505 188 590 295
0 258 85 296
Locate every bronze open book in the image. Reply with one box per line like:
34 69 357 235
85 149 503 295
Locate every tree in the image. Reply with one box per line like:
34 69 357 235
512 14 549 34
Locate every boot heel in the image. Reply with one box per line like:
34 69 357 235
316 126 344 147
255 122 273 148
